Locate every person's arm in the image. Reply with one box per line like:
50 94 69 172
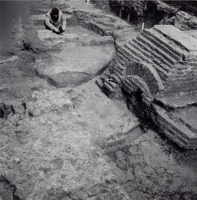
45 15 60 33
61 14 66 32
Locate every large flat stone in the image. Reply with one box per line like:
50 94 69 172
154 25 197 52
35 45 115 87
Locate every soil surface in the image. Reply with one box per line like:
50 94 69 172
0 0 197 200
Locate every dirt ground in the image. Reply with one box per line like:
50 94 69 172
0 0 197 200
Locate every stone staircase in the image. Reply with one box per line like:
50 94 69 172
96 24 197 149
98 25 197 97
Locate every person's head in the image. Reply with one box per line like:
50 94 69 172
51 7 59 17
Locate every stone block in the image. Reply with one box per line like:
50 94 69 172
12 103 26 115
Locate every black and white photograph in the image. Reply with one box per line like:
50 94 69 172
0 0 197 199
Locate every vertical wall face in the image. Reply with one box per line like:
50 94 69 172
92 0 197 31
91 0 110 10
106 0 166 28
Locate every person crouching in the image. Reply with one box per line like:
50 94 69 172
45 7 66 34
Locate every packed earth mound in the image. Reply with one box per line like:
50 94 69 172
0 0 197 200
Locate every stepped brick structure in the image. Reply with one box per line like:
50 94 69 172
97 25 197 149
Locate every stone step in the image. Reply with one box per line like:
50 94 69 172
123 42 170 80
114 63 125 76
120 45 151 65
135 35 178 65
148 26 197 61
153 27 189 52
114 65 123 75
156 113 196 147
117 49 139 63
110 74 121 84
116 62 125 70
143 29 185 59
116 56 126 66
142 32 181 63
116 52 129 66
122 78 139 93
127 41 172 74
103 81 115 93
152 64 169 81
107 80 119 89
117 46 169 82
95 78 104 88
100 72 109 80
122 44 169 80
114 71 123 80
126 40 155 60
124 79 135 88
154 25 197 53
114 68 123 77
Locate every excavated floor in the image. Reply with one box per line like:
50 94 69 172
0 0 197 199
32 14 115 88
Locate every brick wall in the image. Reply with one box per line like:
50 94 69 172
126 61 163 94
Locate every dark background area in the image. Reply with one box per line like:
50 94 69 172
0 1 31 59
